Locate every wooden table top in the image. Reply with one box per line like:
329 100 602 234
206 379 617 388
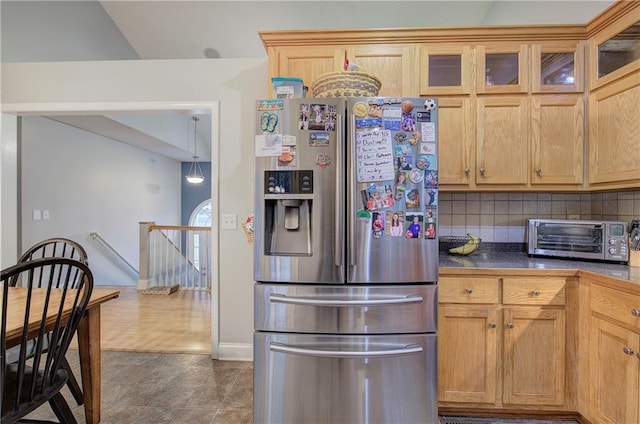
2 287 120 347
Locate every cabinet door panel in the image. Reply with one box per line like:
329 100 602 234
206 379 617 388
589 317 640 424
438 97 474 186
503 307 565 406
588 76 640 187
531 94 584 185
477 44 529 94
438 305 498 404
476 96 529 185
277 47 344 96
347 44 416 97
419 45 472 95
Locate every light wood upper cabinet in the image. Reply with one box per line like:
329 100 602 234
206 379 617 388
530 94 584 186
437 97 474 187
587 2 640 91
346 44 416 97
477 43 529 94
419 45 472 95
531 42 584 93
476 96 529 186
588 75 640 189
272 46 344 96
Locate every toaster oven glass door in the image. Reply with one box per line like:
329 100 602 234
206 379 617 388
535 223 603 256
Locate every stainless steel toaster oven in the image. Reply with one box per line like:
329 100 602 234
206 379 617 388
527 219 629 263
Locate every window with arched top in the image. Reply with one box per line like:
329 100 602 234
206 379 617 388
188 199 211 270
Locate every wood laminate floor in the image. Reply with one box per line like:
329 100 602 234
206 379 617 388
99 285 212 354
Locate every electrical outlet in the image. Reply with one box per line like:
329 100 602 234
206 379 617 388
221 214 237 230
42 210 50 220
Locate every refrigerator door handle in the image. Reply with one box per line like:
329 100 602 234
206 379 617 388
269 293 423 307
348 114 357 267
335 111 344 268
269 342 424 358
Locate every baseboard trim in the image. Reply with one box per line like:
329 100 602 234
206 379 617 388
218 342 253 362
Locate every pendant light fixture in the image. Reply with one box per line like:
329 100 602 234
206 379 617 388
186 116 205 184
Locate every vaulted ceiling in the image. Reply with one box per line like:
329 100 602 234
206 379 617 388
2 1 615 160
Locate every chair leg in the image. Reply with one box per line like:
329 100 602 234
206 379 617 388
61 356 84 405
49 392 78 424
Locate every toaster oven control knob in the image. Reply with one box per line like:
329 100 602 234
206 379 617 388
609 239 617 245
608 247 617 255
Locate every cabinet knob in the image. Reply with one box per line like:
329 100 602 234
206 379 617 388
631 308 640 317
535 167 542 176
488 322 497 328
623 347 635 355
464 167 470 175
531 290 540 296
479 167 486 176
506 322 514 329
465 288 473 294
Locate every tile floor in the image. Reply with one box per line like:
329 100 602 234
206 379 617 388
24 350 253 424
23 350 581 424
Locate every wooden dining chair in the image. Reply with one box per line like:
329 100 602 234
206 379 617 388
8 238 89 406
1 257 94 424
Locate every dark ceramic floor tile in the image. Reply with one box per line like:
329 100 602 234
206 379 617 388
108 363 179 385
212 408 254 424
234 369 254 388
185 385 229 409
146 384 203 409
222 386 253 410
132 406 176 424
169 407 217 424
99 405 146 424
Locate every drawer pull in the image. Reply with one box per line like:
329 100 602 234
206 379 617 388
465 288 473 294
623 347 635 355
631 308 640 317
531 290 540 296
488 322 497 329
506 322 514 329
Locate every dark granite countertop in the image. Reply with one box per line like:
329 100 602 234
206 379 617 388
439 244 640 285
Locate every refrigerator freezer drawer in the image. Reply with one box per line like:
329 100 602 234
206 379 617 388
254 332 437 424
255 283 437 334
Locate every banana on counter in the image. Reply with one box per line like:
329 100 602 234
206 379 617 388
448 234 481 255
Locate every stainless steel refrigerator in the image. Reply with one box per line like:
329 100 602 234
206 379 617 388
254 97 439 424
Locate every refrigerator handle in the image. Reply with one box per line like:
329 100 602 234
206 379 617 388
270 342 423 358
335 111 344 268
269 293 424 307
348 113 357 267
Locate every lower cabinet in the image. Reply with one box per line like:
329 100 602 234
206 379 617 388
589 283 640 424
439 275 567 409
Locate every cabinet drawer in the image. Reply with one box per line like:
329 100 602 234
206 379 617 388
502 277 566 305
591 284 640 330
439 277 499 304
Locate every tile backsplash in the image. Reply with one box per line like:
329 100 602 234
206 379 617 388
438 190 640 243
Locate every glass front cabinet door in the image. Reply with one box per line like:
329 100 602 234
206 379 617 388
477 43 528 94
419 45 472 95
531 42 584 93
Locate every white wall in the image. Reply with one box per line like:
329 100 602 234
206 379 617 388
1 114 18 268
2 58 268 360
21 116 181 285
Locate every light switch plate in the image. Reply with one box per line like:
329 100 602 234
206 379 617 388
221 214 237 230
32 209 42 221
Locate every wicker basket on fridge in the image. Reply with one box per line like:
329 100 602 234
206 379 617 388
311 71 382 98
